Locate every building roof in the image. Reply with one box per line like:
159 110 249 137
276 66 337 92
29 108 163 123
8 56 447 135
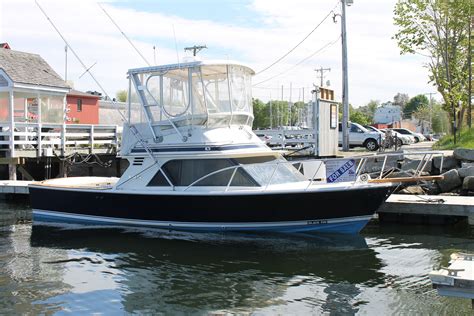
0 43 11 49
0 48 69 89
67 89 101 98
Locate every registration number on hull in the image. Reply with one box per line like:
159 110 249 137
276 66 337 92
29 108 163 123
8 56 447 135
307 220 328 225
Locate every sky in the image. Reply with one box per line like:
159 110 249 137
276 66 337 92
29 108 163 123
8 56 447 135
0 0 439 107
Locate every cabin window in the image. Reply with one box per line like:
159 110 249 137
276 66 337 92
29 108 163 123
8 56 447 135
152 159 258 187
236 156 306 186
147 170 170 186
77 99 83 112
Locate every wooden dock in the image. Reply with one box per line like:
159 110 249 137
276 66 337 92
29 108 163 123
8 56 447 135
377 194 474 225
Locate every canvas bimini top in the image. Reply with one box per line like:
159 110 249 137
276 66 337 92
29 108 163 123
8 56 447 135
127 60 256 137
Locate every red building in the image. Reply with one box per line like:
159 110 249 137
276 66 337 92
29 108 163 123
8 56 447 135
66 90 100 124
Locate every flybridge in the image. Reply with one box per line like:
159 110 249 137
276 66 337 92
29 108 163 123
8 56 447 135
126 60 255 142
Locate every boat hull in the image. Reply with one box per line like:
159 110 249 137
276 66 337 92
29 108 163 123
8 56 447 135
29 185 392 234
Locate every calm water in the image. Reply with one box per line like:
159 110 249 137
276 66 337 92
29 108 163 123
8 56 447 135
0 201 473 315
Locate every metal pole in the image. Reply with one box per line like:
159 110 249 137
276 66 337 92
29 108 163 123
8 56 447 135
315 66 331 87
341 0 350 151
289 82 292 126
270 96 273 129
320 66 323 86
312 87 319 156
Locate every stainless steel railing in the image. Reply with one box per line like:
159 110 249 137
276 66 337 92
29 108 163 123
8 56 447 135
180 150 445 192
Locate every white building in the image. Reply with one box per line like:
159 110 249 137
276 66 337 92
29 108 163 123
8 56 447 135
373 102 402 124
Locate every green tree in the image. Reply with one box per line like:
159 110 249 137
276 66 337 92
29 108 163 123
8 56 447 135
431 101 450 133
290 101 307 126
393 0 471 133
359 100 379 122
252 98 268 129
404 94 429 117
349 111 371 126
116 90 128 102
414 101 450 133
266 100 292 128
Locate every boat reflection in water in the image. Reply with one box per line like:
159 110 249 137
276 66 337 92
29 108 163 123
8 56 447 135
30 223 385 314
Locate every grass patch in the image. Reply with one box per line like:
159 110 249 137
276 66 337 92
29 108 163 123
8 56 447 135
433 129 474 149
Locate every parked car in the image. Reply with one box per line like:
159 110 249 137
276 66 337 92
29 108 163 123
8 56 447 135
378 128 414 146
364 125 384 135
391 128 426 143
339 122 383 151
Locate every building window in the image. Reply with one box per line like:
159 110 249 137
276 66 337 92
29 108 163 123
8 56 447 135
77 99 82 112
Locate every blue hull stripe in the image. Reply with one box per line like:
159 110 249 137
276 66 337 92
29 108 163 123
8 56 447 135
33 210 371 234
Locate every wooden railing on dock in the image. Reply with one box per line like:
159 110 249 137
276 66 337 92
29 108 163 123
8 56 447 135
0 123 120 158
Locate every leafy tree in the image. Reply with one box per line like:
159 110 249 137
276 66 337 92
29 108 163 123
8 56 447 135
404 94 429 117
351 100 378 123
252 98 268 129
414 101 450 133
393 93 410 108
266 100 289 128
393 0 471 133
290 101 307 126
431 101 450 133
116 90 128 102
349 110 371 126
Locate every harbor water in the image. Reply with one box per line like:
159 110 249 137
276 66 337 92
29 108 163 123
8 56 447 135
1 201 473 315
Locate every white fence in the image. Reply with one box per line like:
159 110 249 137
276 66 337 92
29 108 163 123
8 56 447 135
0 123 120 157
254 129 316 150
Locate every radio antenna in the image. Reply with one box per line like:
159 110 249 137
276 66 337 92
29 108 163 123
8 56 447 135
172 24 180 65
98 2 151 66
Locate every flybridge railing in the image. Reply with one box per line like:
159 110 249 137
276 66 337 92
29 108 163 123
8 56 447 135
0 123 120 157
180 151 445 192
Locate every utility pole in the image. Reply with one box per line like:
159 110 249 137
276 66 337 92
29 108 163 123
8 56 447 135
184 45 207 56
314 66 331 87
289 82 292 126
270 98 273 129
341 0 351 151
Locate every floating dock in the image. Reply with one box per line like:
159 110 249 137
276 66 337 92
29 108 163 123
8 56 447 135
429 253 474 308
0 180 32 195
377 194 474 226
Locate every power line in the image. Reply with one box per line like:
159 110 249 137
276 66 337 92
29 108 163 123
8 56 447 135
255 1 339 75
253 36 340 86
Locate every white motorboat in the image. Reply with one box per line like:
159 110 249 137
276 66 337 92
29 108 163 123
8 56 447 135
29 59 394 233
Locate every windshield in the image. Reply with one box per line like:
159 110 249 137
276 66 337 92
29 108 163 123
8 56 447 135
135 63 254 129
236 156 306 186
396 129 410 135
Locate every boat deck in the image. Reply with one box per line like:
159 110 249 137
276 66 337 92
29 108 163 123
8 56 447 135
32 177 119 190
